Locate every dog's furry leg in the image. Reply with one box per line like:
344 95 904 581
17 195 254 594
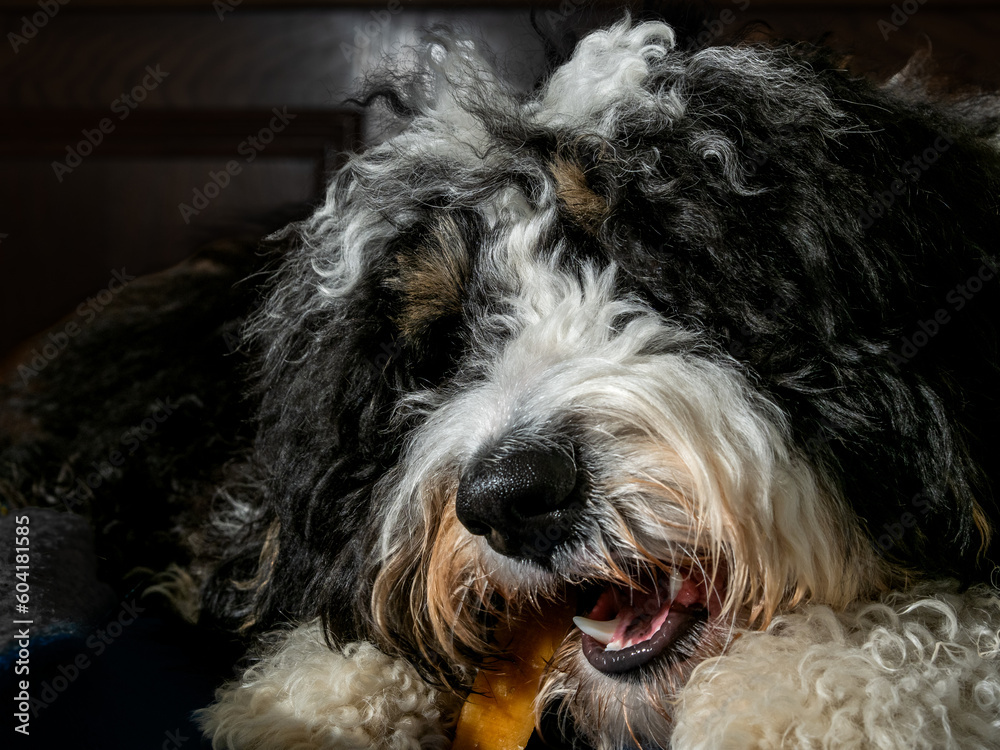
199 621 454 750
671 581 1000 750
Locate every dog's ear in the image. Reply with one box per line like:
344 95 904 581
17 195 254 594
240 200 479 636
236 219 404 635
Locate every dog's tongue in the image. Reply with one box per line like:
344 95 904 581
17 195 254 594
452 603 574 750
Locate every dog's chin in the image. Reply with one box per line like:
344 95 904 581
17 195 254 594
533 570 735 750
488 557 734 746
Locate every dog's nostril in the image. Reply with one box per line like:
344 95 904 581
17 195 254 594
455 447 578 546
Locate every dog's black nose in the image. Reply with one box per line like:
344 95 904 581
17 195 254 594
455 447 580 564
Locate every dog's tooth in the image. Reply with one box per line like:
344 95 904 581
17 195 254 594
669 570 684 601
573 615 621 646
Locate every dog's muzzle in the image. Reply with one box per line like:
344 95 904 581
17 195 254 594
455 446 582 565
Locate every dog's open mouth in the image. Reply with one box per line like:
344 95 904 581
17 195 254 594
573 566 724 675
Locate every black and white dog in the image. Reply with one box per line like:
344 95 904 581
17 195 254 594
192 15 1000 749
6 12 1000 750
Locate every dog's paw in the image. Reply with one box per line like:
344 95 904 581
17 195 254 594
671 582 1000 750
199 621 452 750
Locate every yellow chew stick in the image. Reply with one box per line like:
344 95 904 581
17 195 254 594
452 604 574 750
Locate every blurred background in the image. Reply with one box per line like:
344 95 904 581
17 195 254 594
2 0 999 360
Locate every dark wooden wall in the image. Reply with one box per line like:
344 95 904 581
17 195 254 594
1 1 998 358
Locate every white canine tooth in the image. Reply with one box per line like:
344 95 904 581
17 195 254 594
573 615 621 646
668 570 684 601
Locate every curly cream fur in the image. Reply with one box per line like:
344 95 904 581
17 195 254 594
671 581 1000 750
199 622 453 750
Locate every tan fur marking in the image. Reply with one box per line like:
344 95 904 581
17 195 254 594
372 483 492 685
972 500 993 557
388 215 470 339
143 564 201 623
550 156 610 234
424 505 495 665
236 519 281 630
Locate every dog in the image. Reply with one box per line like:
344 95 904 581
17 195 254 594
189 14 1000 749
4 11 999 750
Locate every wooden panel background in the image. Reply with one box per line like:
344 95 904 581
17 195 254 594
1 2 998 356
